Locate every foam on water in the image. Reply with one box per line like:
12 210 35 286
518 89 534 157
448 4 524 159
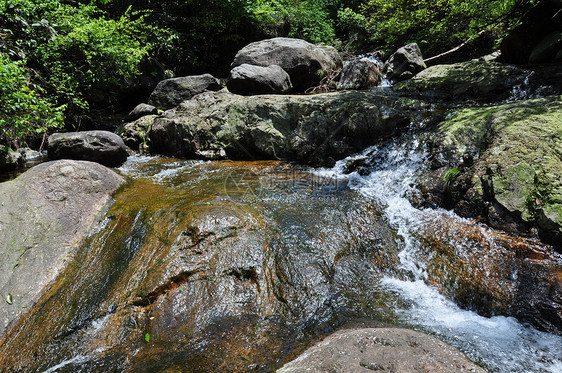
314 133 562 373
118 154 205 182
382 278 562 373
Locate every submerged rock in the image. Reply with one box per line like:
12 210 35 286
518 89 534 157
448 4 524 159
148 91 431 166
227 63 293 95
48 130 129 167
425 95 562 246
231 37 342 92
0 160 124 337
147 74 222 110
278 328 487 373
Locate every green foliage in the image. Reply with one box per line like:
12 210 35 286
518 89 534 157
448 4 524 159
361 0 529 56
336 7 372 51
36 6 152 109
443 167 461 190
0 53 64 146
0 0 154 134
246 0 336 44
144 333 150 342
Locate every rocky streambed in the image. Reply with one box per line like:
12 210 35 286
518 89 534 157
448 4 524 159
1 33 562 372
0 139 561 372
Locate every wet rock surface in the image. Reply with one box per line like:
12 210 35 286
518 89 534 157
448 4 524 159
48 130 129 167
0 160 124 337
0 157 559 372
147 90 433 166
0 159 401 372
278 328 487 373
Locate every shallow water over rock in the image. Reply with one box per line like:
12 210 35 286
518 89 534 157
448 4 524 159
0 136 561 372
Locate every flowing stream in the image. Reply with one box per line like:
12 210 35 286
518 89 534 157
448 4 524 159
3 131 561 372
315 133 562 373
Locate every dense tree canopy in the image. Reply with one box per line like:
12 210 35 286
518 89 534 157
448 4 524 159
0 0 536 146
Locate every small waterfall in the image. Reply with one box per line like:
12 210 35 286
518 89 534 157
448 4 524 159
314 132 562 373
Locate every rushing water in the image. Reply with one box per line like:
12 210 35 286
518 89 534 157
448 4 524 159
3 133 561 372
315 134 562 373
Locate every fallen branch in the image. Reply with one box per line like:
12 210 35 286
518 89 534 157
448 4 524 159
424 30 488 65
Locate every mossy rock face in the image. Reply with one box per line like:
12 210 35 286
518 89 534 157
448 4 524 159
148 91 433 167
428 95 562 244
394 60 562 103
117 114 157 151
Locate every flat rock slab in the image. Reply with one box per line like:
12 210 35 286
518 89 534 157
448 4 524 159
278 328 487 373
48 130 128 167
393 61 562 103
0 160 124 337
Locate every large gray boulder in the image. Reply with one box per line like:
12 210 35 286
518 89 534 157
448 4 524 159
278 328 486 372
383 43 426 82
148 91 430 166
0 160 124 337
227 64 292 95
147 74 221 110
337 58 382 90
48 130 128 167
231 37 343 92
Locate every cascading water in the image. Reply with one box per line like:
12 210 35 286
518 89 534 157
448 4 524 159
315 132 562 373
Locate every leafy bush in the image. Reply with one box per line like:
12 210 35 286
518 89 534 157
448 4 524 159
361 0 529 56
246 0 336 44
0 0 155 144
36 5 152 110
0 53 64 147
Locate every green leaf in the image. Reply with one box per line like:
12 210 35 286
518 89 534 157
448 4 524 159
144 333 150 342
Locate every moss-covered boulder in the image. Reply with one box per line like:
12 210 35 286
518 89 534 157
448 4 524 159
426 95 562 245
394 60 562 103
117 115 156 152
148 91 433 167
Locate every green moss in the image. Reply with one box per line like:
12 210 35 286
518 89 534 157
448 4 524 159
438 95 562 235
